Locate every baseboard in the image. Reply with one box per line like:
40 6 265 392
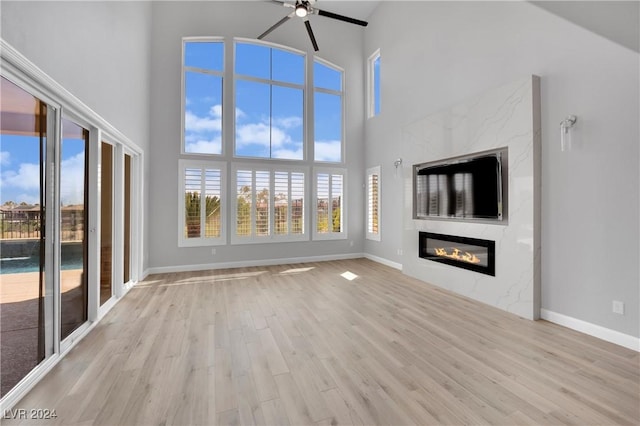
364 253 403 270
541 309 639 352
145 252 365 275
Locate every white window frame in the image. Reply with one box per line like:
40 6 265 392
233 39 307 161
181 37 225 156
312 167 347 240
231 163 309 244
366 166 381 241
367 49 381 118
313 57 345 164
178 159 227 247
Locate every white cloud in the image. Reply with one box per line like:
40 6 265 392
236 115 304 149
1 162 40 190
185 105 222 133
314 140 342 162
210 104 222 117
60 152 86 205
273 116 302 129
0 151 10 166
185 138 222 155
272 147 304 160
236 122 291 148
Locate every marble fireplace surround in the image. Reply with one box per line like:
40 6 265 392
402 76 541 320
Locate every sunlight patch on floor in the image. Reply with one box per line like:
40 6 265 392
340 271 358 281
279 266 315 275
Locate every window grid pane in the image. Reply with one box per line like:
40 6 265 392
373 55 381 116
314 92 342 162
316 173 330 233
274 172 289 235
236 170 252 236
184 168 202 239
368 173 379 234
255 171 270 236
331 174 343 233
184 71 223 155
185 41 224 71
291 172 304 235
204 169 222 238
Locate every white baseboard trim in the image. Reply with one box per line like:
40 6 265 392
364 253 403 270
541 309 639 352
145 252 365 275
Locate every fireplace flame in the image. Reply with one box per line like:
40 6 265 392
434 247 481 264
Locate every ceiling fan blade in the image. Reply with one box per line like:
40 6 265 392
315 8 368 27
304 19 319 51
258 12 295 40
268 0 295 8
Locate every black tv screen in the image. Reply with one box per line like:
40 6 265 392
413 148 507 221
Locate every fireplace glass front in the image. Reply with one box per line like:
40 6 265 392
419 231 495 276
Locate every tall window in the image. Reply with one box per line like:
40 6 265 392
233 166 306 243
235 42 304 160
368 49 381 118
314 59 343 162
178 160 226 246
183 39 224 155
314 169 345 239
366 166 380 241
179 38 348 246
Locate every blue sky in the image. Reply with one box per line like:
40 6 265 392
184 41 342 161
1 41 344 205
0 130 86 206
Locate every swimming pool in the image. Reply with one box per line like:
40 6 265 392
0 254 84 274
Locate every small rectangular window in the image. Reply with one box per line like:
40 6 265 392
366 166 381 241
182 39 224 155
368 49 381 118
314 169 346 240
314 59 344 163
178 160 226 246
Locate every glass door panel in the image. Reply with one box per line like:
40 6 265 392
100 142 113 305
123 153 131 284
60 118 88 340
0 77 48 397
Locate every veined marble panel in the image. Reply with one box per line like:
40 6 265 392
402 76 541 320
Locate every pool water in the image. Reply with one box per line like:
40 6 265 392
0 254 84 274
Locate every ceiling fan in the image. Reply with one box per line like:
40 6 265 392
258 0 368 52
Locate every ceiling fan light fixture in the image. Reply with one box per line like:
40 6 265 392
295 3 308 17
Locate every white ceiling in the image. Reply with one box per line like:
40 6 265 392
312 0 381 21
309 0 639 52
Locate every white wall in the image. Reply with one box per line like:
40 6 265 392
1 1 153 271
364 1 639 338
147 2 366 270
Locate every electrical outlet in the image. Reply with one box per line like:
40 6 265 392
211 248 216 255
397 249 403 255
349 240 354 247
612 300 624 315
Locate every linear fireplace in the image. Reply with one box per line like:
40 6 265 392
419 231 495 276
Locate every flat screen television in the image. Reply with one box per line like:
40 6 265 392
413 147 507 222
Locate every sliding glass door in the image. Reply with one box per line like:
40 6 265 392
0 77 51 397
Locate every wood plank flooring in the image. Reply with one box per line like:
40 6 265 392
4 259 639 425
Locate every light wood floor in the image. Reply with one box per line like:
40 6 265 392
5 259 639 425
